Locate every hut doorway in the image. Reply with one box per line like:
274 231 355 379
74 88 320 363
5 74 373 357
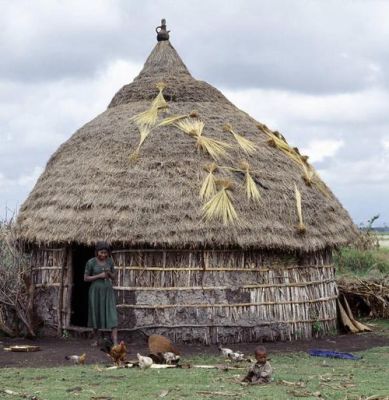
70 246 94 327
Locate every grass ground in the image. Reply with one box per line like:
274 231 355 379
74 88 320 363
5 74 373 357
1 344 389 400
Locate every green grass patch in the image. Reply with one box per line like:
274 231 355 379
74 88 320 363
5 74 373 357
1 348 389 400
334 247 389 278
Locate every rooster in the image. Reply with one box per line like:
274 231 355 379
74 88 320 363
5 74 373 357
137 353 153 369
101 340 127 365
65 353 86 365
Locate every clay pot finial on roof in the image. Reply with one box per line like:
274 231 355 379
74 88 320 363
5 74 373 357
156 18 170 41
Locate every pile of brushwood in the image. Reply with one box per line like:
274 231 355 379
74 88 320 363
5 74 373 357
0 220 36 337
335 222 389 320
337 277 389 319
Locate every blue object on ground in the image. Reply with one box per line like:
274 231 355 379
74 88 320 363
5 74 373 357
308 349 361 360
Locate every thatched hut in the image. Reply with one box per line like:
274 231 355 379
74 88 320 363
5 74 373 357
17 20 358 343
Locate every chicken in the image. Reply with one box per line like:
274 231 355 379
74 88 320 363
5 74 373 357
161 352 180 365
148 334 180 356
137 353 154 369
65 353 86 365
101 340 127 365
218 346 233 358
228 351 245 362
149 351 181 365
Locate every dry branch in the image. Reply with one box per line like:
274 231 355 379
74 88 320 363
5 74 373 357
0 220 36 337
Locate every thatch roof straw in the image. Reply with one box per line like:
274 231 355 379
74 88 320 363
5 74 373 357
16 31 358 251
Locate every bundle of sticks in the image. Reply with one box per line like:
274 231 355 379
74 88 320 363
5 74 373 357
338 277 389 321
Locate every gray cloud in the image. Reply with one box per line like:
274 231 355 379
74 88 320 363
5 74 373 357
1 0 389 224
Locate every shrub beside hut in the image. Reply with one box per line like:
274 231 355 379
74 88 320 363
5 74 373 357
16 21 358 343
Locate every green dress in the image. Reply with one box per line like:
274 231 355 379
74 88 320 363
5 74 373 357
85 257 118 329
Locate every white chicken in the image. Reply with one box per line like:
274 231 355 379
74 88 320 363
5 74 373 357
162 352 180 365
65 353 86 365
137 353 154 369
218 346 233 357
228 351 245 362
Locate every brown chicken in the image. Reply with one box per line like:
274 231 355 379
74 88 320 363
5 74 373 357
101 340 127 365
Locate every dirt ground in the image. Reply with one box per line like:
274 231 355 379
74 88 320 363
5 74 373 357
1 330 389 368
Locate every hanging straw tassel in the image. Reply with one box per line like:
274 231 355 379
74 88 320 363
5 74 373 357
176 119 205 137
130 82 168 129
202 180 238 225
175 118 231 160
294 184 306 234
129 126 151 162
158 111 199 127
152 82 168 109
301 163 315 186
223 124 256 154
130 107 159 129
240 161 261 202
200 163 218 200
301 163 330 197
256 124 302 165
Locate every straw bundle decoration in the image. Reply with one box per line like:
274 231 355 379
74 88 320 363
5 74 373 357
302 163 315 186
202 180 238 225
240 161 261 202
152 82 168 109
223 124 256 154
175 118 231 160
200 163 218 200
130 82 168 128
294 184 306 234
257 124 331 197
301 163 330 197
129 126 152 161
176 118 204 137
158 111 199 127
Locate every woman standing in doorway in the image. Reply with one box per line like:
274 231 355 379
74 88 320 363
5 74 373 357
84 241 118 345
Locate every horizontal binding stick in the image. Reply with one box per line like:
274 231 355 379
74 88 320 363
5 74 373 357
115 265 335 271
117 295 337 309
35 283 67 288
98 318 337 331
113 278 335 291
32 266 62 270
38 248 66 252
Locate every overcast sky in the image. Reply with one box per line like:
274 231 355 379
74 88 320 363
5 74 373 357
1 0 388 226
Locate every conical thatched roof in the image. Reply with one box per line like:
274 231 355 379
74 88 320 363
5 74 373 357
17 23 358 251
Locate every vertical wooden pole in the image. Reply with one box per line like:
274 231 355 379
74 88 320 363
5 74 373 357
57 247 68 336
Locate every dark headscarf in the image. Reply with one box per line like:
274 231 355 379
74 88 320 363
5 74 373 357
95 241 111 256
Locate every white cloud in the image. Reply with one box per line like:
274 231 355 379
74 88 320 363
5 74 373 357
301 139 344 163
0 58 140 216
383 139 389 151
0 166 43 192
17 166 44 187
223 88 389 129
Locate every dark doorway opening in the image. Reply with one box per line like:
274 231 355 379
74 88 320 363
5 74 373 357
71 246 95 327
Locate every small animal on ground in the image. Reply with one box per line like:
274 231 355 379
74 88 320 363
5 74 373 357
137 353 154 369
218 346 233 357
101 339 127 365
65 353 86 365
148 334 180 355
228 351 245 362
161 351 180 365
241 346 273 385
